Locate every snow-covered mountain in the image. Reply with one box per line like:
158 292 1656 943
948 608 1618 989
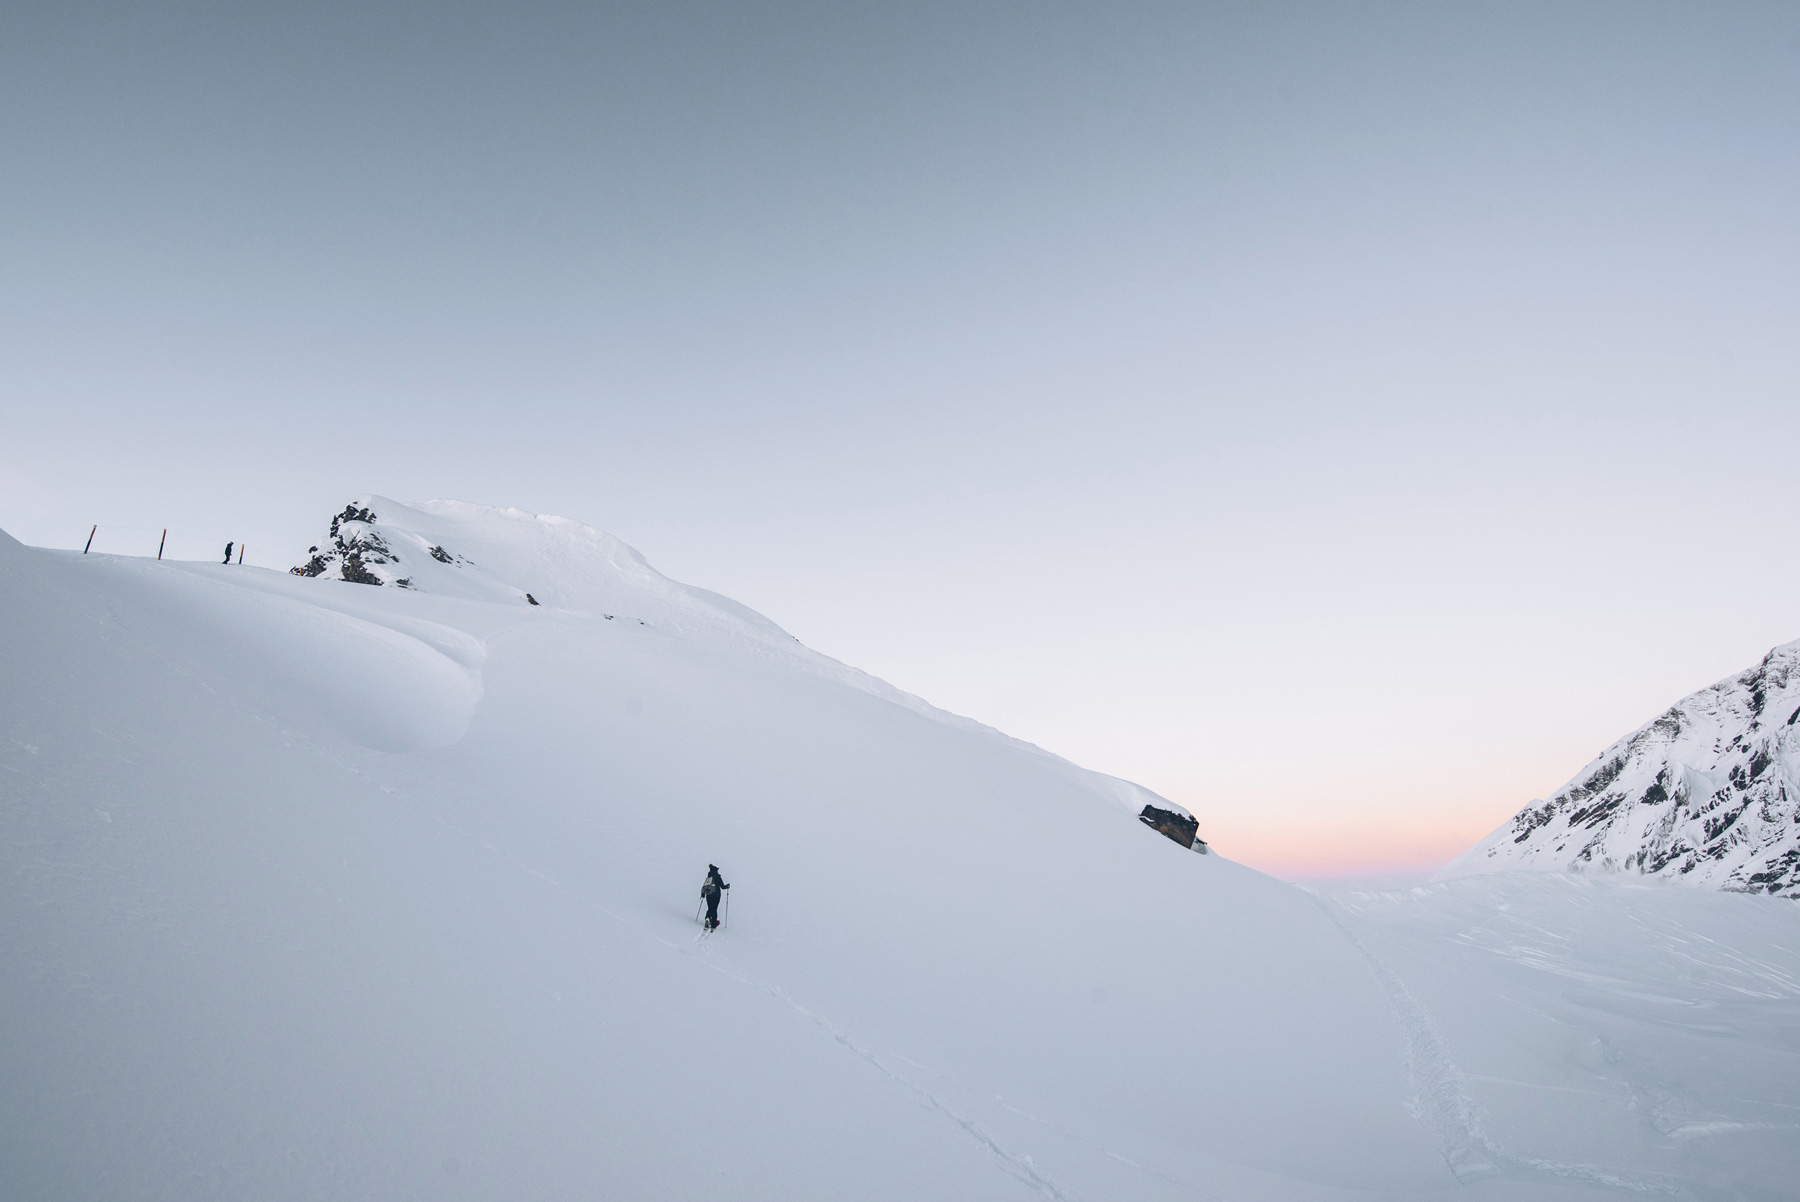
4 498 1798 1200
287 495 826 649
1442 640 1800 896
284 495 1176 815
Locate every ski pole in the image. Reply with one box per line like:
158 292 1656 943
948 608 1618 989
722 890 730 929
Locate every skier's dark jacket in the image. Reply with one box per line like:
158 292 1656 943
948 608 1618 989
702 868 729 900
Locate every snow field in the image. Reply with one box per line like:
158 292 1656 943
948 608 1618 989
4 502 1797 1200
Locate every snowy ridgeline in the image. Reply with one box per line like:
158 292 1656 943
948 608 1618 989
3 499 1798 1200
279 495 1182 803
1444 641 1800 897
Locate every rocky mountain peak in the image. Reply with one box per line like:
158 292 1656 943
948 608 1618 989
291 502 412 587
1442 640 1800 897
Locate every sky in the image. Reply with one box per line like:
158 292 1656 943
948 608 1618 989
3 1 1798 879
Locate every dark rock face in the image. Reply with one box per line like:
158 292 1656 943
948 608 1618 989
339 551 384 586
329 505 376 538
1139 804 1202 850
290 499 475 590
291 502 397 586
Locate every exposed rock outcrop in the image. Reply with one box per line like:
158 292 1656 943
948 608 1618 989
291 504 397 586
287 498 551 609
1139 804 1207 852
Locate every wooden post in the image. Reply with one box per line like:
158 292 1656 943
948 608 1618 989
84 525 96 554
238 544 245 565
158 529 167 560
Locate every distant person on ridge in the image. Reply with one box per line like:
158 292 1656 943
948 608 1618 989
222 541 234 564
700 864 729 931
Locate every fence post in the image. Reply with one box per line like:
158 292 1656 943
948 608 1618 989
238 544 245 565
158 529 167 560
84 525 96 554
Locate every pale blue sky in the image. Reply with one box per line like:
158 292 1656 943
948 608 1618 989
4 2 1798 874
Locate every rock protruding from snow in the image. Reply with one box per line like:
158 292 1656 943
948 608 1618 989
290 497 563 604
1139 803 1205 851
1442 640 1800 896
291 503 410 587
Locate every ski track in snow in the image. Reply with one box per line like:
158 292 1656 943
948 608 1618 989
20 516 1800 1198
1313 895 1680 1197
196 711 1674 1202
729 985 1086 1202
991 1098 1226 1202
158 572 1117 1199
426 806 1086 1202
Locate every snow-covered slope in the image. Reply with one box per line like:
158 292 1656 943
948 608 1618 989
4 502 1797 1199
1326 873 1800 1198
287 495 1169 817
1442 641 1800 896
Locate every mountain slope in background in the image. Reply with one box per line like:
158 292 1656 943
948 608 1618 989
4 499 1797 1199
1442 641 1800 896
284 495 1166 814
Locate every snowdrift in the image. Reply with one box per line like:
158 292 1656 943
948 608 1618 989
4 500 1797 1200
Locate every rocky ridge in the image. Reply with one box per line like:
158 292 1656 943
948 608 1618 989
1442 640 1800 896
291 503 453 590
